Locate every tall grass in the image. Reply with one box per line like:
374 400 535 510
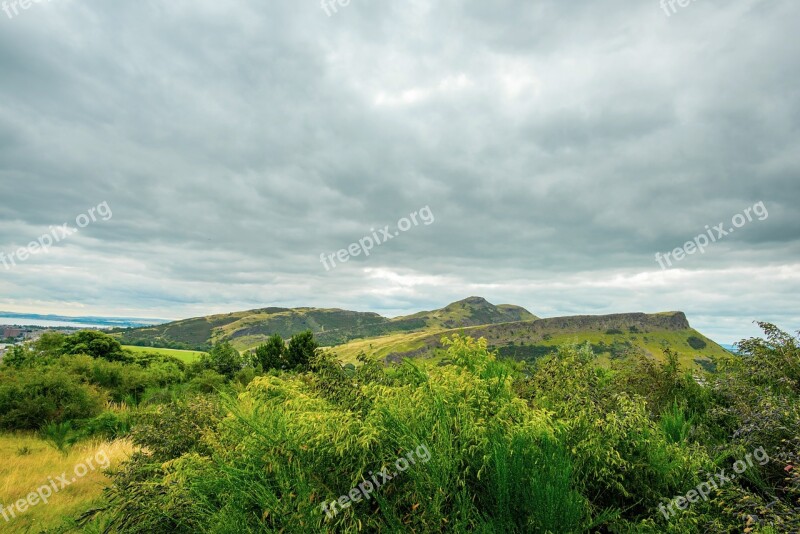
0 434 132 532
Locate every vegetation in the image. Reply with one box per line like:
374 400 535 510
1 322 798 533
74 325 800 533
254 334 286 371
687 335 708 349
122 345 206 364
0 435 132 532
111 297 536 352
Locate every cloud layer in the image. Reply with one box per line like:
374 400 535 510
1 0 798 342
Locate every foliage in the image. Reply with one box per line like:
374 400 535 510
186 369 228 394
40 421 76 454
130 396 224 462
285 329 319 369
254 333 287 371
202 341 244 379
76 410 133 441
9 323 797 534
61 330 127 361
0 366 106 430
687 336 708 350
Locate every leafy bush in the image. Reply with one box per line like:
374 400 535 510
254 334 286 371
40 421 75 454
687 336 708 350
57 354 184 403
0 367 106 430
61 330 126 361
130 396 224 462
202 342 244 379
76 410 133 440
102 337 596 532
285 330 318 369
186 370 228 394
660 401 695 444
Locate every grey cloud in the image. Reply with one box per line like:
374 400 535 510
0 0 798 343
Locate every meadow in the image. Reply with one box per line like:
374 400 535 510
0 435 132 532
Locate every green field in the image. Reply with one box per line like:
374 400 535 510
122 345 206 363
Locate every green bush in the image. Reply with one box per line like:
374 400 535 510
687 336 707 350
0 367 106 430
187 370 228 394
61 330 127 361
254 334 286 371
40 421 75 454
202 342 244 379
285 330 318 369
58 354 184 403
76 410 133 440
130 396 224 462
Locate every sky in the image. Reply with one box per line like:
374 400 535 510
0 0 798 343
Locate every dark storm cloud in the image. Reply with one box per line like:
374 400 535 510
0 0 797 342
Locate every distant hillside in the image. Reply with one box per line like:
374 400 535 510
332 311 730 369
112 297 537 351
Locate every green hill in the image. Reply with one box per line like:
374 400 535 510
111 297 537 351
332 311 729 369
112 298 727 370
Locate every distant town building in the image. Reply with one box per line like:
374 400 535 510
2 327 23 339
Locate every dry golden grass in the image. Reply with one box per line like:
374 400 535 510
0 434 132 533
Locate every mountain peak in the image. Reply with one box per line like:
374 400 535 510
445 296 492 308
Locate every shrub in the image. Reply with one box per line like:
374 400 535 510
40 421 75 454
285 330 318 369
255 334 286 371
77 410 133 440
61 330 126 361
58 354 184 404
660 401 695 444
187 370 228 394
97 328 800 533
131 396 224 462
687 336 707 350
203 342 244 379
0 367 106 430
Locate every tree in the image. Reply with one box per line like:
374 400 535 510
61 330 125 361
207 342 244 379
255 334 286 371
1 345 34 368
285 330 318 370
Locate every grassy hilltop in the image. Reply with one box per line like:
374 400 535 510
334 311 729 369
111 297 537 352
113 296 727 370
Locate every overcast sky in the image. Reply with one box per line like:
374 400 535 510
0 0 798 343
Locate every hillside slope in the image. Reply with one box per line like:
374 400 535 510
332 311 730 369
112 297 536 351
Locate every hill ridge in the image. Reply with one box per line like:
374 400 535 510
112 297 538 351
